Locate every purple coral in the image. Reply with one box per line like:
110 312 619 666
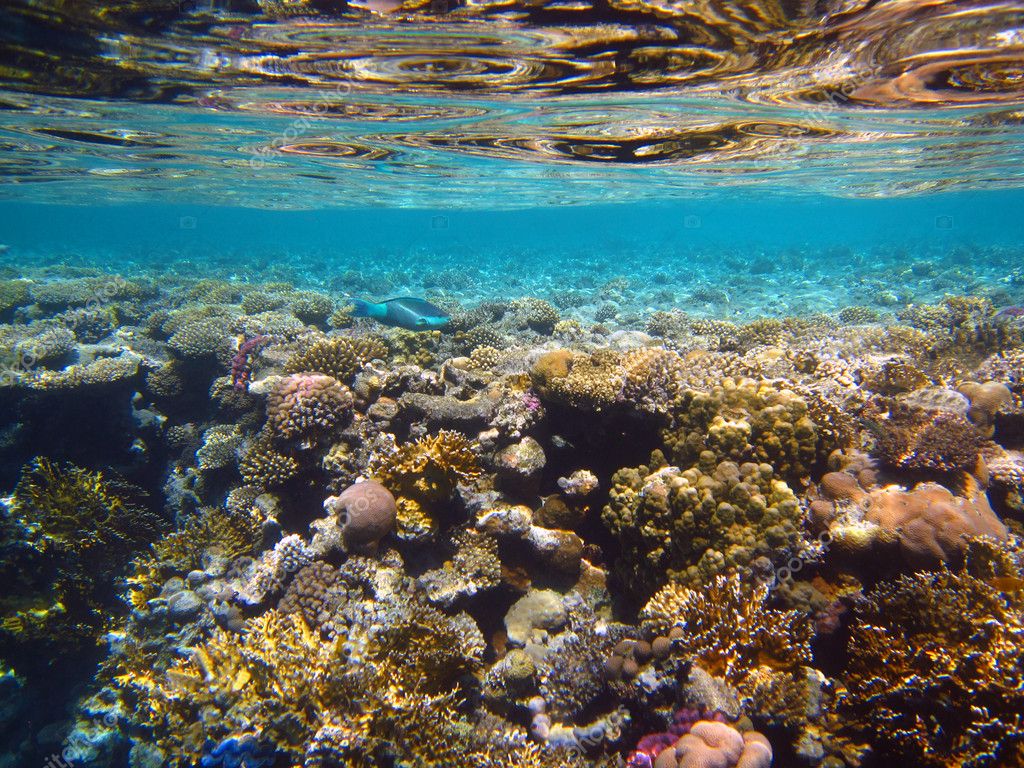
231 334 270 391
626 709 728 768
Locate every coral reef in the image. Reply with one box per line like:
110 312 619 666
266 372 354 442
283 335 388 383
604 453 804 597
842 559 1024 767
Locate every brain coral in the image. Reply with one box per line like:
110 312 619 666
322 480 397 555
653 721 772 768
662 378 832 484
604 453 804 598
267 372 353 441
843 564 1024 767
283 335 387 383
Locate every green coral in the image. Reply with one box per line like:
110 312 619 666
603 451 804 598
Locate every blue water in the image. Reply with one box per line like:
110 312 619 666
3 2 1024 767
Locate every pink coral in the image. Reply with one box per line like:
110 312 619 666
267 372 353 441
652 721 772 768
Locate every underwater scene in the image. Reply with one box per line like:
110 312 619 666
3 0 1024 767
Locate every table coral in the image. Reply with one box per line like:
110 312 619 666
604 453 804 597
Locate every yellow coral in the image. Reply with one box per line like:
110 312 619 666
369 430 481 540
641 575 813 688
152 506 262 571
283 335 387 383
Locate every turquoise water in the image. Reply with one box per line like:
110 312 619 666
3 2 1024 768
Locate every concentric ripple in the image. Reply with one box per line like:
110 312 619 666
0 0 1023 205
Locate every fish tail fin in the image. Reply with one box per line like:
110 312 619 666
349 299 373 318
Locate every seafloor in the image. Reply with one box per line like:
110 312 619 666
1 244 1024 768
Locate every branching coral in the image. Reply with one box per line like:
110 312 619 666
152 506 263 572
368 430 481 541
842 562 1024 767
238 439 300 489
283 335 387 383
604 453 804 598
1 459 164 655
640 575 814 691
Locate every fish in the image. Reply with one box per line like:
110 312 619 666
350 297 450 331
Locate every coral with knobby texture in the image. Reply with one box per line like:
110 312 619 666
289 290 335 325
152 506 263 572
283 335 387 383
651 721 772 768
604 453 804 597
238 439 300 489
387 328 441 368
167 316 234 359
842 560 1024 768
513 297 560 334
662 378 832 484
267 372 353 441
196 424 243 471
620 347 688 415
639 575 814 695
530 348 624 411
368 430 481 541
469 344 504 370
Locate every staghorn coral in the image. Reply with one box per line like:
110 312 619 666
842 564 1024 768
639 575 814 714
266 372 353 442
1 459 164 655
283 335 387 383
661 378 832 484
604 454 804 597
124 583 496 768
368 430 481 541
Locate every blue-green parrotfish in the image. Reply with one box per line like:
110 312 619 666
350 297 450 331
